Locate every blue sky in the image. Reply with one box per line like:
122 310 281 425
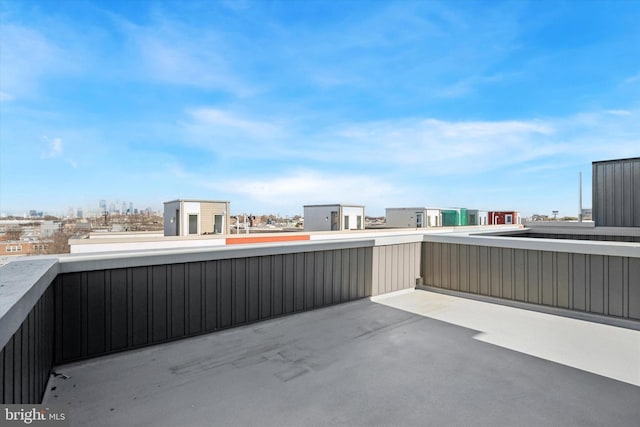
1 0 639 217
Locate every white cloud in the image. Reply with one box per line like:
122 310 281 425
0 23 76 99
605 109 632 116
178 107 639 178
116 17 253 96
308 117 559 175
0 92 13 102
207 170 402 213
623 72 640 84
44 137 63 158
188 109 281 137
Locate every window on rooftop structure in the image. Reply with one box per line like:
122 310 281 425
214 214 223 234
331 211 339 230
357 216 362 229
344 215 350 230
189 214 198 235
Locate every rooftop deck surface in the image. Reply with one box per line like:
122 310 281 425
46 290 640 426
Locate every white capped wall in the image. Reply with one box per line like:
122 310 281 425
182 202 201 236
426 209 440 227
342 206 365 230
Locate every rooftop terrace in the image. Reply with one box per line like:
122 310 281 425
45 290 639 426
2 226 639 425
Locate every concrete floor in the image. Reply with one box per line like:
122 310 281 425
46 290 640 427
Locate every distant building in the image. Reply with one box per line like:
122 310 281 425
466 209 489 226
304 204 365 231
40 221 61 238
163 199 230 236
592 157 640 227
441 208 468 226
489 211 518 225
385 207 441 228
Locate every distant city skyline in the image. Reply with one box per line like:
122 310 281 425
1 1 639 217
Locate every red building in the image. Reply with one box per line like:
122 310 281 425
489 211 518 225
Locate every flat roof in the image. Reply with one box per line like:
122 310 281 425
46 290 640 426
386 207 441 210
164 199 230 204
303 204 365 208
592 157 640 164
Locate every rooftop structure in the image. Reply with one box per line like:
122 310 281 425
592 157 640 227
163 199 230 236
385 207 441 228
303 204 365 232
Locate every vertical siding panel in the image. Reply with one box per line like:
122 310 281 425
314 252 324 307
634 159 640 227
401 244 409 290
169 265 185 338
132 267 149 346
246 258 259 322
22 322 29 402
433 243 442 287
283 254 295 314
0 347 5 403
513 249 528 301
204 261 218 331
61 273 83 361
232 259 245 324
556 253 570 308
219 259 233 327
371 247 380 296
501 249 513 300
608 257 624 317
541 252 554 306
349 248 359 300
295 253 305 311
527 251 539 304
273 255 284 316
439 244 449 290
304 252 315 309
365 246 373 296
339 250 349 303
449 244 459 291
479 246 489 295
490 247 501 297
459 245 469 292
572 254 587 311
358 248 366 298
187 263 202 334
389 246 398 291
152 265 168 341
468 245 479 294
629 258 640 320
623 161 633 226
614 162 623 226
324 251 334 304
4 338 14 403
86 271 106 355
333 250 342 302
261 256 273 318
590 255 605 314
384 246 392 293
13 329 21 403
